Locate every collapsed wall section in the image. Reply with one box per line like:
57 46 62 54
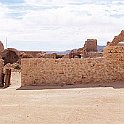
21 55 124 86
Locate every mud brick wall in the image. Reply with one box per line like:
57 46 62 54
84 39 97 52
103 46 124 61
20 51 43 58
0 59 4 85
87 52 103 58
21 46 124 86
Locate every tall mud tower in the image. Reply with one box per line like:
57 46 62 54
84 39 97 52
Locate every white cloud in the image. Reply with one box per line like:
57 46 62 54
0 0 124 50
25 0 80 5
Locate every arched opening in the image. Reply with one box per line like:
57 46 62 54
75 54 81 58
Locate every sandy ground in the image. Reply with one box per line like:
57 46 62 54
0 72 124 124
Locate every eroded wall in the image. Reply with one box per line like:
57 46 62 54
103 46 124 61
84 39 97 52
0 59 4 86
21 46 124 86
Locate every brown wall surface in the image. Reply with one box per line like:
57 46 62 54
84 39 97 52
87 52 103 58
21 46 124 86
103 46 124 61
0 59 4 85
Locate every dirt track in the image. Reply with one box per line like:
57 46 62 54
0 72 124 124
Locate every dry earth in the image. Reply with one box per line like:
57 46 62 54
0 72 123 124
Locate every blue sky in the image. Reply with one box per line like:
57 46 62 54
0 0 124 51
0 0 24 4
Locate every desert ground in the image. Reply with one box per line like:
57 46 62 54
0 72 124 124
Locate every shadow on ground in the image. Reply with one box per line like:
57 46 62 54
17 81 124 90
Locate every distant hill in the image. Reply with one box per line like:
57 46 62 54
45 50 71 55
45 46 105 54
97 45 105 52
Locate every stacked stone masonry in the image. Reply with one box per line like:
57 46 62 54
103 46 124 61
21 46 124 86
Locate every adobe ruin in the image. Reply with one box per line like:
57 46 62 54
0 30 124 87
1 49 45 65
109 30 124 46
84 39 97 52
0 41 4 59
69 39 102 58
103 31 124 61
0 41 4 52
21 30 124 86
2 48 19 65
0 38 103 65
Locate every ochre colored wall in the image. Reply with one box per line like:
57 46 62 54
84 39 97 52
103 46 124 61
21 46 124 86
0 59 4 85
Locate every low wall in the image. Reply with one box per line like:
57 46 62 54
20 51 43 58
21 57 124 86
87 52 103 58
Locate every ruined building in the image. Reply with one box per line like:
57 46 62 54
0 41 4 58
2 48 19 65
21 30 124 86
0 38 103 65
109 30 124 46
69 39 102 58
1 49 45 65
84 39 97 52
0 41 4 52
0 30 124 87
